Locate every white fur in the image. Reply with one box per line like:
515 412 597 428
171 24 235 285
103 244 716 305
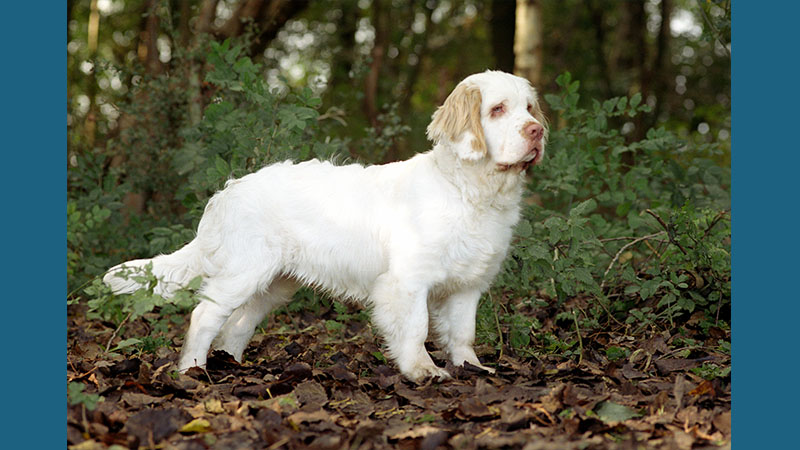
104 70 547 382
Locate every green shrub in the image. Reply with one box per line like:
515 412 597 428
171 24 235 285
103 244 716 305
69 38 347 328
69 40 729 360
488 72 730 354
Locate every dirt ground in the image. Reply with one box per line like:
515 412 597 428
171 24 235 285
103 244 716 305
67 298 730 450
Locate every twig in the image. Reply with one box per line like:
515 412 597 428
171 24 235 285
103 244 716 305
595 294 626 328
657 345 706 360
696 0 731 58
489 293 504 360
702 209 730 239
572 311 583 366
645 209 688 255
643 239 663 259
202 365 215 384
267 437 290 450
601 231 666 288
104 310 133 353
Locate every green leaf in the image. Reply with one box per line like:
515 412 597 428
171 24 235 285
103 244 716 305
629 92 642 108
516 220 533 238
372 351 387 364
569 199 597 218
639 279 661 300
556 72 572 87
187 275 204 290
605 346 629 361
214 155 230 177
509 327 531 349
111 338 142 352
573 268 595 287
68 382 104 410
526 242 550 260
594 401 641 423
624 285 640 295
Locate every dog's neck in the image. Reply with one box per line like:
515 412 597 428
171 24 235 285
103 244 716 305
431 142 525 211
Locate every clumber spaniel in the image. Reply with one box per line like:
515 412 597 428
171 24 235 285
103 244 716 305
105 70 547 382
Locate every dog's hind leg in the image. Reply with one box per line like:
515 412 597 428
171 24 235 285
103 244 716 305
178 275 260 372
212 277 298 362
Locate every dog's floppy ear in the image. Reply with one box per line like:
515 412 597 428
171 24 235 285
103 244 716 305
530 100 550 142
426 83 487 160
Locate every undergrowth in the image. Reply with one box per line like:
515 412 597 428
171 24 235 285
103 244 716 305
68 41 730 365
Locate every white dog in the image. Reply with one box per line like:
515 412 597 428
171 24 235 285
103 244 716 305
104 70 547 382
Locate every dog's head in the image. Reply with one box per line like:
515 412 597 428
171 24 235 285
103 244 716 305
427 70 547 172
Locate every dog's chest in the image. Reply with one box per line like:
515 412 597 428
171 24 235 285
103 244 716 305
435 206 518 288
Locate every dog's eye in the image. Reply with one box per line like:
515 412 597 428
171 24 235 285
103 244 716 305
527 103 533 113
491 104 505 117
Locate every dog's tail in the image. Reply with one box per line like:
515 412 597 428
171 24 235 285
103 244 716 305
103 240 203 298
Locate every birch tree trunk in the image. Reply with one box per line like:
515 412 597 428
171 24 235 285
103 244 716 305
513 0 543 87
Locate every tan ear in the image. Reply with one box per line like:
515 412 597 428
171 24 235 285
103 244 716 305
427 84 487 157
533 104 549 138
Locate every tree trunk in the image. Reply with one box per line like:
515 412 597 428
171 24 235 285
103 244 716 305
363 0 388 129
216 0 310 57
139 0 164 75
195 0 219 33
490 0 516 73
647 0 672 129
85 0 100 148
326 0 359 99
586 0 613 98
217 0 264 39
628 0 647 147
513 0 543 87
398 1 433 117
178 0 192 47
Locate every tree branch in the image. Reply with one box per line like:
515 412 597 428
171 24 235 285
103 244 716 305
601 231 666 289
645 209 688 255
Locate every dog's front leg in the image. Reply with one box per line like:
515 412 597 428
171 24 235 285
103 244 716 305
431 289 495 374
370 275 450 383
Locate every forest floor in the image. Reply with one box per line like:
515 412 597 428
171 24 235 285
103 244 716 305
67 297 730 450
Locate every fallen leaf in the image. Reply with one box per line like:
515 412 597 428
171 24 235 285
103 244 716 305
390 424 442 440
204 398 225 413
713 411 731 435
179 418 212 434
287 409 332 425
328 364 357 382
621 363 647 379
456 397 497 420
593 401 641 424
689 379 715 398
68 440 106 450
122 392 162 408
124 407 190 446
655 358 700 374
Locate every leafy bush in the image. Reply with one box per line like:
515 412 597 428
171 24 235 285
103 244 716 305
68 38 348 332
172 39 345 209
487 73 730 355
69 42 729 361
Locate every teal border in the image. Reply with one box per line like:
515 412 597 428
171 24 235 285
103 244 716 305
732 2 797 448
1 3 65 448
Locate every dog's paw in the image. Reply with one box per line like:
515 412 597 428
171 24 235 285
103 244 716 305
404 363 451 383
